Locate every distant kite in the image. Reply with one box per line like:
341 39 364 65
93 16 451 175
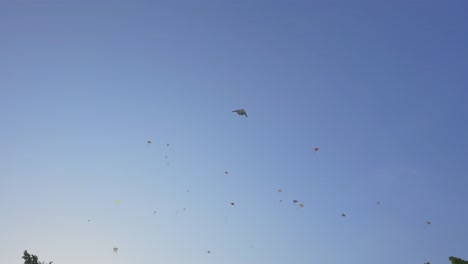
299 204 304 208
314 147 319 153
225 203 236 223
207 251 211 253
277 189 283 202
147 140 152 148
342 213 346 217
232 109 248 117
113 247 119 263
225 171 229 175
376 202 381 205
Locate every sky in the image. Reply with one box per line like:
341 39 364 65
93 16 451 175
1 1 468 263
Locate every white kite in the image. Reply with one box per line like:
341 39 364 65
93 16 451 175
112 247 119 263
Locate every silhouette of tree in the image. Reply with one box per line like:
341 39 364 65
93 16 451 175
22 250 53 264
449 256 468 264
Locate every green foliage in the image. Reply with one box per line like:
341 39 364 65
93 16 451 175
449 256 468 264
22 250 53 264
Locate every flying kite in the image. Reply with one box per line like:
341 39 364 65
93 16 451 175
225 171 229 175
278 189 282 192
376 202 381 205
225 203 236 223
314 147 319 153
342 213 346 217
293 200 299 204
147 140 152 148
299 204 304 208
112 247 119 264
207 251 211 253
232 109 248 117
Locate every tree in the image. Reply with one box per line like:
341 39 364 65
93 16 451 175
22 250 53 264
449 256 468 264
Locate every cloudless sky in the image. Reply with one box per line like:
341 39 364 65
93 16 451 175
1 1 468 263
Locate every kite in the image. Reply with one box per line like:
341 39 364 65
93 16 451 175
112 247 119 264
277 189 283 202
225 203 236 223
207 251 211 254
154 211 157 214
299 204 304 208
376 202 381 205
147 140 152 148
225 171 229 175
293 200 299 204
232 109 248 117
88 219 91 222
314 147 319 153
342 213 346 217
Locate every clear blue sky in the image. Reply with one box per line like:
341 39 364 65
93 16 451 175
1 1 467 263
